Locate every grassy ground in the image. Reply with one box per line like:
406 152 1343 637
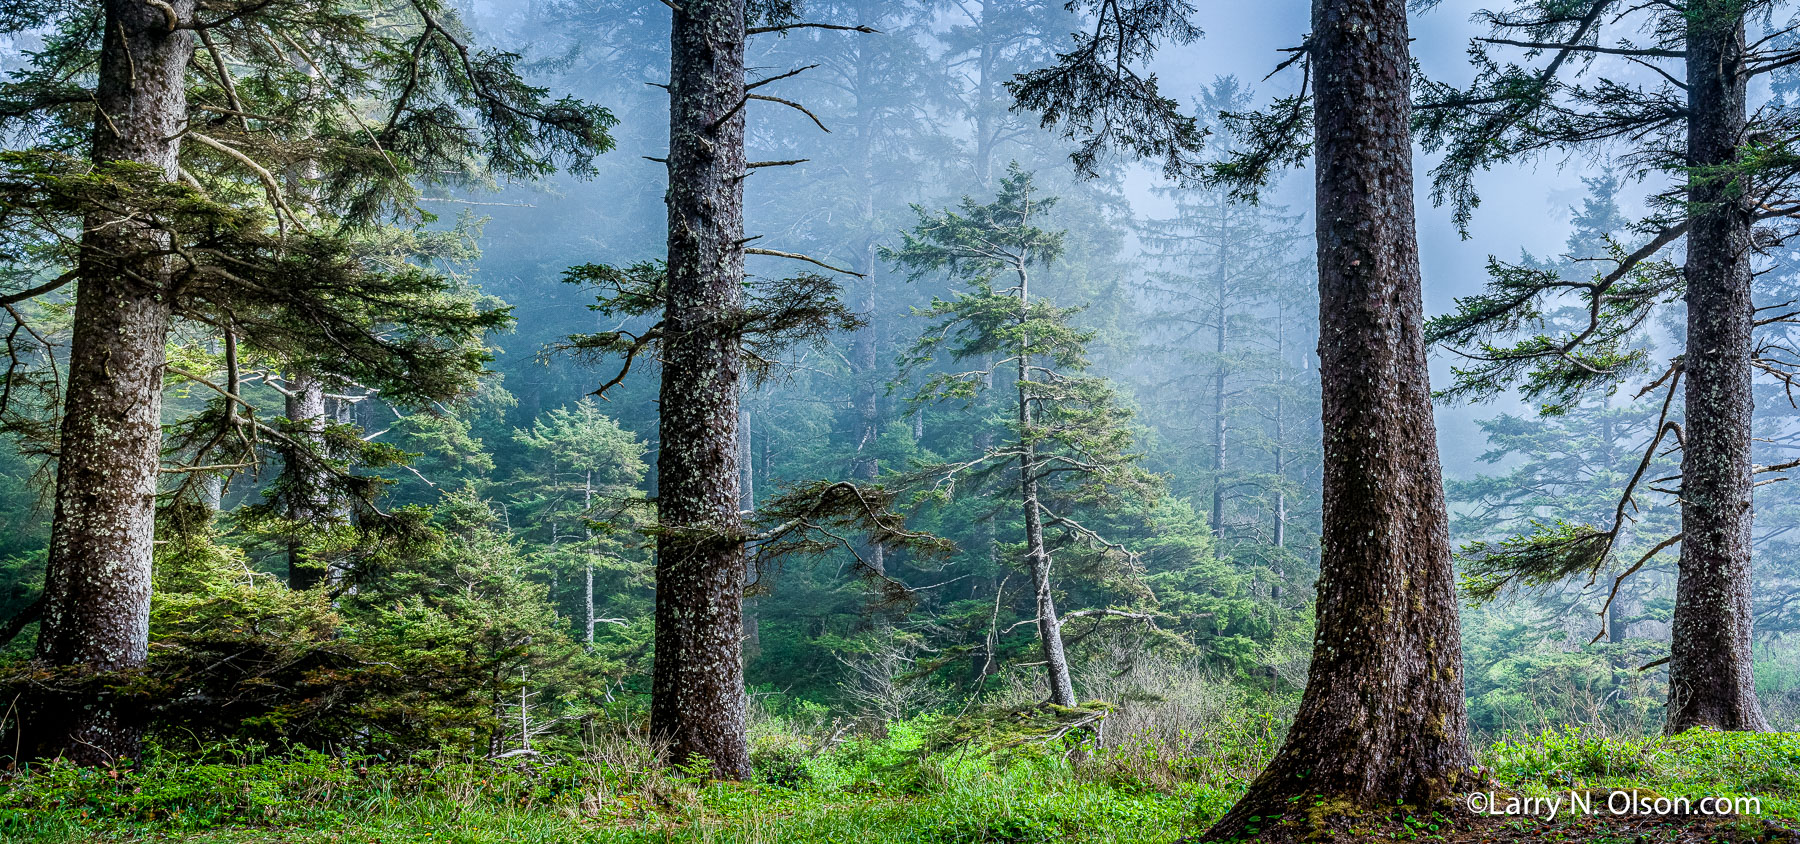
0 728 1795 843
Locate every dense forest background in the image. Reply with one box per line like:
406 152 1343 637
0 0 1797 770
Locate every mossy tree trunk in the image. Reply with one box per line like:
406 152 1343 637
649 0 753 780
1206 0 1474 830
1668 1 1770 733
34 0 197 765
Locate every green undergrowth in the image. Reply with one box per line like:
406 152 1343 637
0 726 1795 843
1482 727 1800 817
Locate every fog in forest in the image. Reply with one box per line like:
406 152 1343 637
0 0 1796 839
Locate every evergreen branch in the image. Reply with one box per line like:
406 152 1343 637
746 65 818 90
1589 531 1680 645
1040 505 1138 567
1475 37 1682 58
186 132 311 234
0 268 76 306
196 28 250 133
1008 0 1207 180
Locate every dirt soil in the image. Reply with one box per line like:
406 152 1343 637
1205 807 1800 843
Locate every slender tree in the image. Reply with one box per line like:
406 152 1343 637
511 400 649 645
890 167 1158 708
550 0 906 777
754 0 947 577
1137 77 1312 542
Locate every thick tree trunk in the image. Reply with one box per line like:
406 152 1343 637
284 373 332 590
34 0 197 766
1207 0 1473 830
650 0 753 780
1015 264 1076 708
1668 5 1770 733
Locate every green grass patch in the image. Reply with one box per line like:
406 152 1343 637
1483 727 1800 818
1 727 1795 842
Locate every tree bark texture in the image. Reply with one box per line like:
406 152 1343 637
33 0 196 766
1669 3 1770 733
1207 0 1473 830
650 0 753 780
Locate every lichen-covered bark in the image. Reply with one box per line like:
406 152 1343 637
649 0 752 781
1668 4 1770 733
1206 0 1472 831
34 0 197 765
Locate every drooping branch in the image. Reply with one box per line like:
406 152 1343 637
746 94 830 132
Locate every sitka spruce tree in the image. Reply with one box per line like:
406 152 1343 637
30 1 198 764
0 0 614 763
1412 0 1800 732
653 0 757 778
1014 0 1475 832
559 0 945 777
888 166 1159 708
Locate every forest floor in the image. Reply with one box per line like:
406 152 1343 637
0 727 1793 843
